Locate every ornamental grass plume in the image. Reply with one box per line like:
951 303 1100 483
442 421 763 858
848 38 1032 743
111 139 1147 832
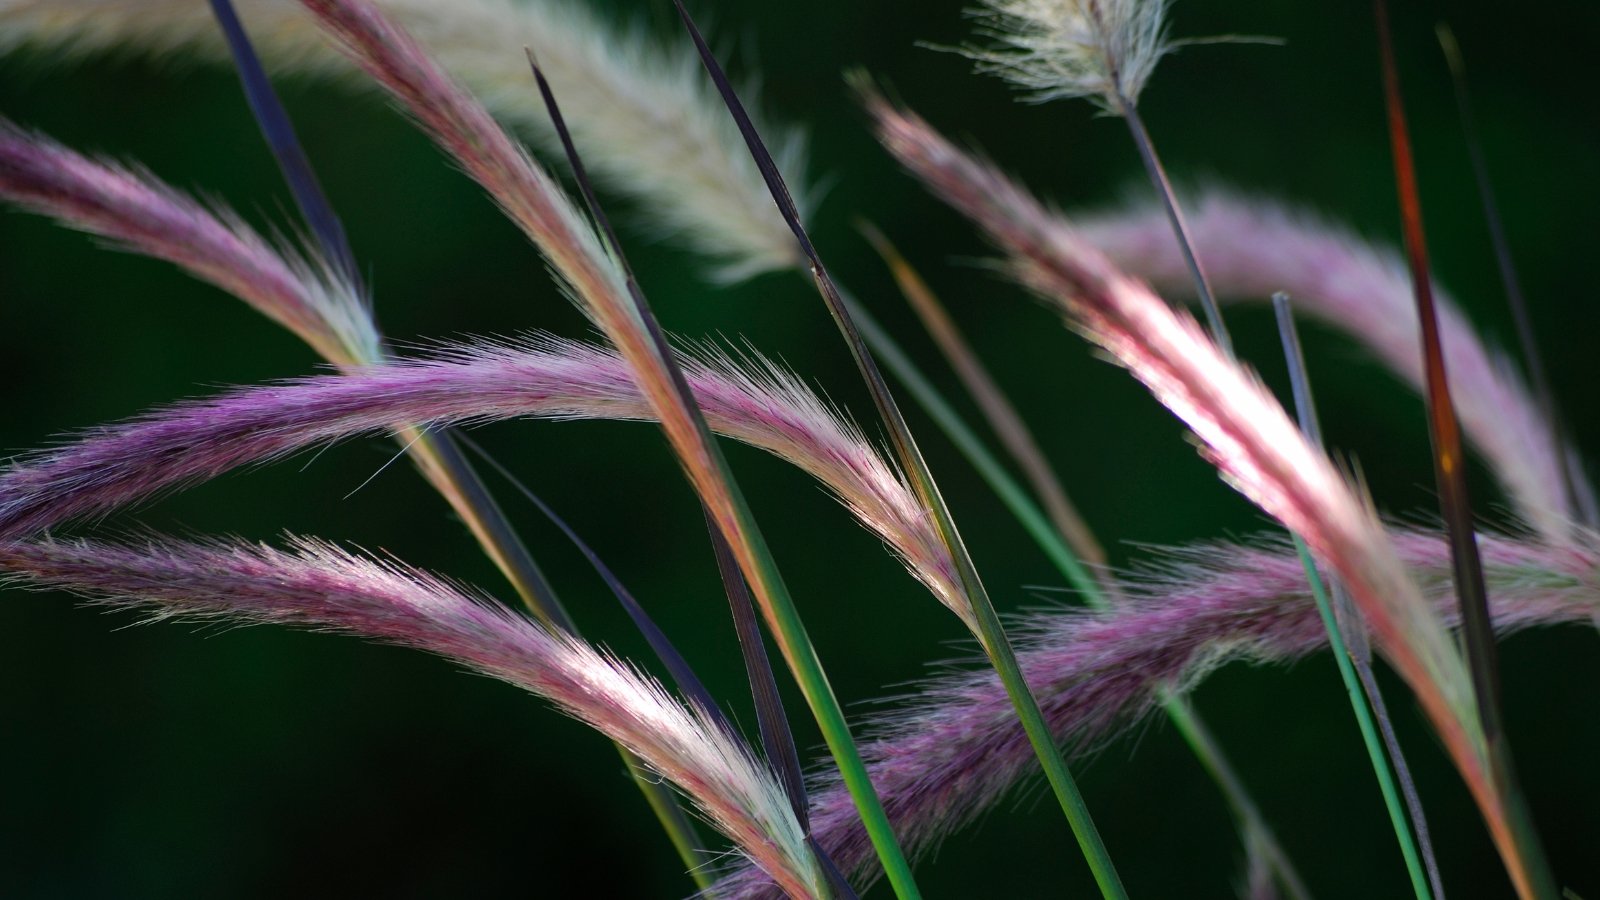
1076 191 1587 544
961 0 1174 109
1 0 1596 896
711 527 1600 896
0 337 960 626
0 534 827 899
0 117 379 367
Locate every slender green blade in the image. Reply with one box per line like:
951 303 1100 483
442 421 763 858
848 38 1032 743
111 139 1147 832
669 6 1125 896
528 49 888 898
1275 295 1438 900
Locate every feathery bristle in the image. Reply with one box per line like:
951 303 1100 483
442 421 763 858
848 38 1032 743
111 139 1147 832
1076 190 1583 543
0 534 825 899
0 117 379 366
961 0 1174 109
712 526 1600 896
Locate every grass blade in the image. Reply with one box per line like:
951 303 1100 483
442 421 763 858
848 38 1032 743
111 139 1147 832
672 7 1126 896
525 47 877 897
1275 294 1440 900
858 221 1107 576
208 0 356 283
1373 4 1556 895
458 434 730 732
704 505 859 900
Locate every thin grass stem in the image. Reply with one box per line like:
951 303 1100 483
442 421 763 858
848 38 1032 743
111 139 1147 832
1436 23 1591 528
1276 293 1443 897
1292 538 1432 899
527 51 888 897
1115 97 1230 358
1159 697 1313 900
1374 5 1556 894
670 7 1124 894
207 4 711 883
859 222 1106 573
1276 295 1436 899
1352 638 1444 897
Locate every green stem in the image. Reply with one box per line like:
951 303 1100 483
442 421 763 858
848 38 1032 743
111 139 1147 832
1117 99 1231 358
826 293 1125 898
844 290 1312 897
729 492 921 897
531 48 915 894
1292 538 1431 899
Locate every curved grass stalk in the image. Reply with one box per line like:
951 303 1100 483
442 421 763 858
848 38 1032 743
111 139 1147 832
1075 190 1583 542
1 100 716 882
710 527 1600 896
0 534 827 899
848 233 1312 896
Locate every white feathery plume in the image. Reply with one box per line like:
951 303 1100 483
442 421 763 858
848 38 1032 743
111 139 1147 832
0 0 809 279
961 0 1174 109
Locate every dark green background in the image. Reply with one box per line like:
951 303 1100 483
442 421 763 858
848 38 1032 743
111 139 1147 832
2 1 1597 896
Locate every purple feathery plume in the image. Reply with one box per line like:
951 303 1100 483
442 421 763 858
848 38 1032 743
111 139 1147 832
711 527 1600 896
0 534 827 899
0 117 378 366
1075 191 1585 543
0 337 960 621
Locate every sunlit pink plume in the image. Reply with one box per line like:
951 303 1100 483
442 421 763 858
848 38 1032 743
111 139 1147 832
0 535 827 898
1077 191 1587 543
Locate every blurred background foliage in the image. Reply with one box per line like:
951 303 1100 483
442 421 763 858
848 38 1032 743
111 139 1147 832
1 0 1597 896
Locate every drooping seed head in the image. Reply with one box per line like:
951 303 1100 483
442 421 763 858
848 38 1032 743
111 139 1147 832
0 534 829 898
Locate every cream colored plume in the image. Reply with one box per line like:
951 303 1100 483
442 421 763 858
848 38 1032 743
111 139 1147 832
962 0 1174 110
0 0 808 279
